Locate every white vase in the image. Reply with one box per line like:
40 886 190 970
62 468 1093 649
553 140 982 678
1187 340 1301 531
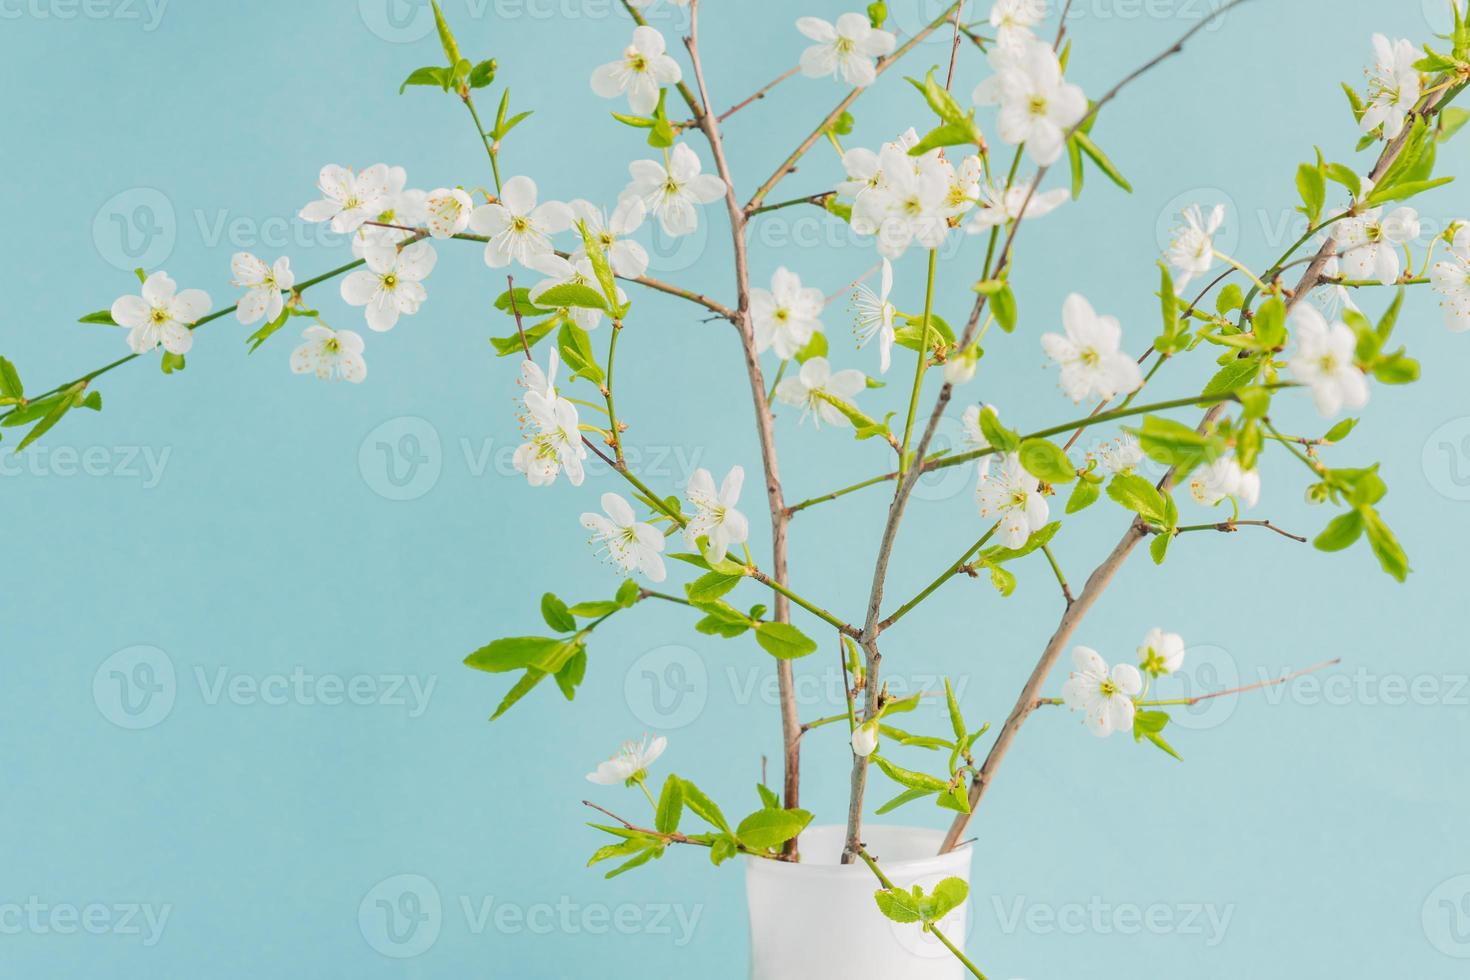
744 824 974 980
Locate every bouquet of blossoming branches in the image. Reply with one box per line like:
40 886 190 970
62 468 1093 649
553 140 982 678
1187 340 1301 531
6 0 1469 973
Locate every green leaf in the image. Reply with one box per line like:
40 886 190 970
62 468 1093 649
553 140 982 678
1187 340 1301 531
945 678 965 742
1150 530 1171 565
692 599 753 638
1296 162 1326 224
754 621 818 660
875 787 934 815
615 578 641 607
907 69 969 127
1324 162 1362 199
686 570 743 603
537 283 608 312
655 776 684 834
399 65 451 95
1366 176 1453 205
464 636 566 674
604 844 663 879
675 777 730 833
490 669 545 720
1323 418 1357 444
468 58 497 89
1362 508 1410 581
554 647 587 700
1314 509 1365 552
540 593 577 633
1066 477 1101 514
909 120 981 155
78 310 118 325
1107 473 1169 527
567 600 619 617
992 284 1018 333
429 0 461 66
1018 438 1076 484
1216 283 1244 315
1132 415 1223 476
495 287 553 318
1073 131 1132 192
793 331 827 364
557 321 604 385
0 357 23 401
246 309 291 354
1158 262 1179 340
756 783 781 810
735 807 813 852
874 886 924 924
160 352 186 375
871 754 948 793
490 316 558 357
1202 356 1262 399
15 386 81 453
925 877 970 920
977 405 1020 453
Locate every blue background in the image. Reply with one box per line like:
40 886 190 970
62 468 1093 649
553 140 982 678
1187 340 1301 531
3 0 1468 976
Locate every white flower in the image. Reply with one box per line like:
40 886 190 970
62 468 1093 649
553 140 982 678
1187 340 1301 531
468 175 574 269
945 344 981 385
347 169 421 258
1288 305 1370 417
1332 201 1419 285
1312 251 1360 318
424 187 474 239
1061 646 1142 738
796 12 896 88
857 143 951 259
752 267 825 359
852 259 897 373
340 241 436 332
298 163 397 235
1360 34 1422 141
230 252 294 325
851 720 880 757
774 357 866 428
527 254 626 331
984 39 1087 166
990 0 1047 51
514 352 586 488
109 271 210 356
622 144 727 237
1092 435 1144 476
966 182 1068 232
1188 456 1260 508
684 465 749 564
1138 628 1185 677
1041 294 1144 402
591 25 683 115
582 493 667 582
976 452 1050 549
835 129 919 199
1164 204 1225 295
1431 224 1470 332
289 324 367 383
942 155 984 219
586 734 667 785
571 198 650 279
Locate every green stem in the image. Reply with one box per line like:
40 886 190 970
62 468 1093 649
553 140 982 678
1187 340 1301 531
1040 543 1072 604
879 525 997 631
462 94 502 195
604 322 625 465
899 249 939 475
856 849 988 980
746 568 857 637
766 359 789 407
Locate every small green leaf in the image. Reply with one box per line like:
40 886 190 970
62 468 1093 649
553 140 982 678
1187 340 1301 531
735 807 813 852
1314 510 1364 552
540 593 577 633
655 776 684 834
1018 438 1076 484
675 777 730 833
754 622 818 660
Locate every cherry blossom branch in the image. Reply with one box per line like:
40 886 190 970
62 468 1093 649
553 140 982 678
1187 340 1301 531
1040 544 1074 605
744 0 968 212
1139 658 1342 707
746 191 835 217
684 0 804 854
0 251 382 421
618 0 703 116
938 70 1465 856
877 524 998 632
746 568 860 637
716 65 801 123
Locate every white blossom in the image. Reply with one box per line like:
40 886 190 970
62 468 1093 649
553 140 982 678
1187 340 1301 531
622 144 726 238
109 271 210 356
1332 198 1419 285
774 357 867 428
230 252 294 325
425 187 474 239
514 351 586 488
855 143 951 259
684 465 749 564
1164 204 1225 296
1288 305 1370 417
796 12 896 88
835 129 918 199
990 0 1048 51
1360 34 1421 140
980 39 1086 166
340 241 437 332
582 492 667 582
1041 294 1143 402
1188 456 1260 509
290 324 366 383
852 259 897 373
851 721 880 757
586 735 668 785
298 163 396 234
591 25 683 115
1092 435 1144 476
976 452 1049 549
468 175 574 268
967 182 1068 232
752 267 825 359
1431 223 1470 332
1061 646 1142 738
1138 628 1186 677
571 198 650 279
